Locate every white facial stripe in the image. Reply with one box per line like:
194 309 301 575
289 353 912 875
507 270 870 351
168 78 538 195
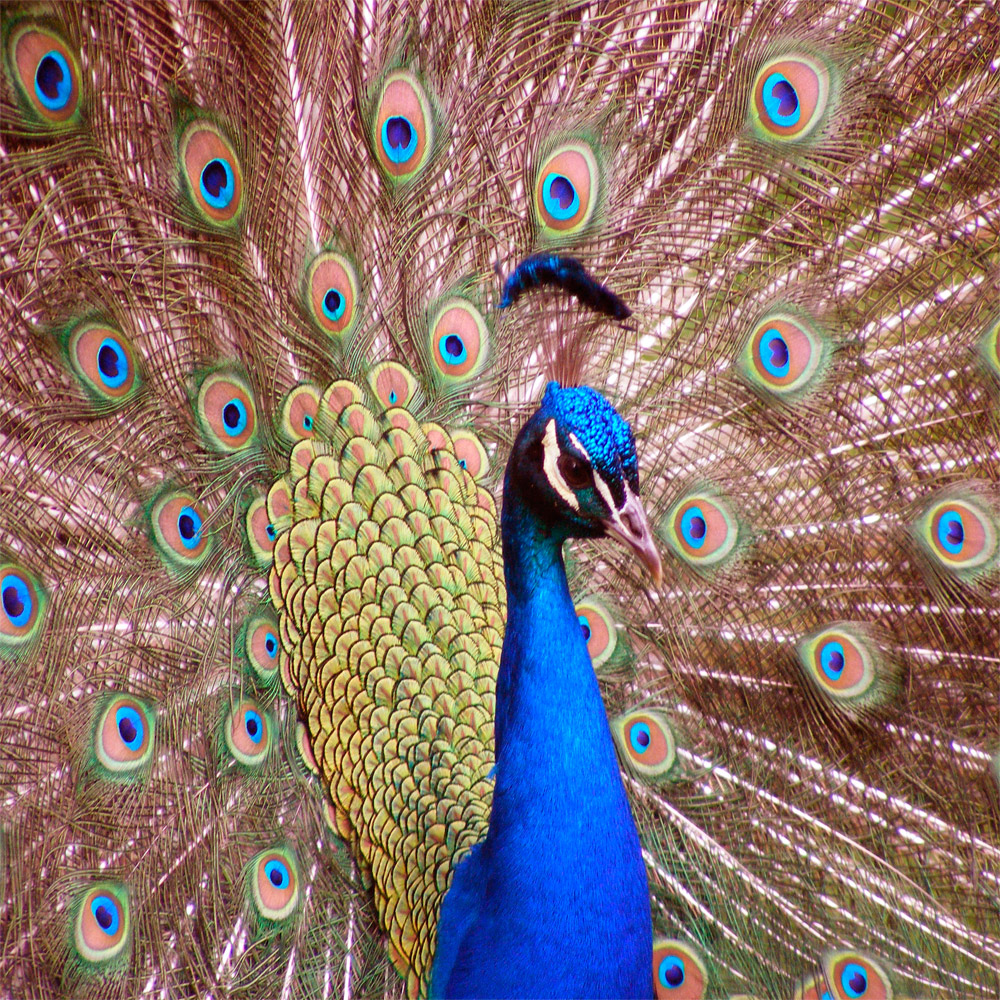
543 419 579 510
569 430 620 519
606 482 639 537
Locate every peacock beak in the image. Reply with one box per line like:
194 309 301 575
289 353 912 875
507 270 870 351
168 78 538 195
602 488 663 586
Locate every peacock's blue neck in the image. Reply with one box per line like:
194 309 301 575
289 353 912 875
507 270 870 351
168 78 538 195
432 457 652 998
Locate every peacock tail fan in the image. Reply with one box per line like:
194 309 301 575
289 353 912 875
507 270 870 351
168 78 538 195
2 1 998 998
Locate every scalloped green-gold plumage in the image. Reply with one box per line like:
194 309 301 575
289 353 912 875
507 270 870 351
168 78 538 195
269 377 503 993
3 19 82 128
368 361 418 410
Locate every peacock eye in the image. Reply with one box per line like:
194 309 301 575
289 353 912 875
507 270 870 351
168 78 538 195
558 452 593 490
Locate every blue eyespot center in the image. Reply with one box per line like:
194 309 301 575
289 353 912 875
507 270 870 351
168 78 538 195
763 73 800 125
388 390 398 405
91 895 120 936
96 338 129 388
657 955 685 989
264 858 290 890
177 506 203 549
938 510 965 554
265 524 276 541
245 710 263 743
35 50 71 109
302 414 314 431
382 116 417 163
578 614 592 641
542 173 580 220
630 722 651 755
820 640 845 681
841 963 868 998
2 574 33 627
222 398 248 436
322 288 345 321
439 333 467 366
200 158 235 209
680 507 707 548
264 632 277 657
760 328 791 378
115 705 144 750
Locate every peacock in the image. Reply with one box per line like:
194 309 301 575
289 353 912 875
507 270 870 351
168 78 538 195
1 0 998 997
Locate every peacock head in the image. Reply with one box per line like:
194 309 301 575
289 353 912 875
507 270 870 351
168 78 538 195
506 381 662 583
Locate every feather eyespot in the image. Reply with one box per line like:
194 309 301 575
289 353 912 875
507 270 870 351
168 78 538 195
0 564 46 656
612 709 677 780
195 372 257 453
369 361 417 410
576 602 618 670
6 23 81 125
574 598 619 670
450 430 489 480
750 54 831 142
823 951 892 1000
739 312 832 400
74 884 130 965
150 492 212 572
652 939 707 999
662 493 742 570
372 69 434 181
245 497 276 567
914 491 998 582
305 251 360 338
94 696 155 778
534 142 599 237
428 298 489 384
249 847 300 922
178 120 243 226
225 699 272 767
979 317 999 381
66 321 140 406
796 623 898 715
279 384 321 441
241 611 281 686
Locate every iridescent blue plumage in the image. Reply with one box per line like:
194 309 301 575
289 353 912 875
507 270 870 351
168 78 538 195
431 385 653 998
